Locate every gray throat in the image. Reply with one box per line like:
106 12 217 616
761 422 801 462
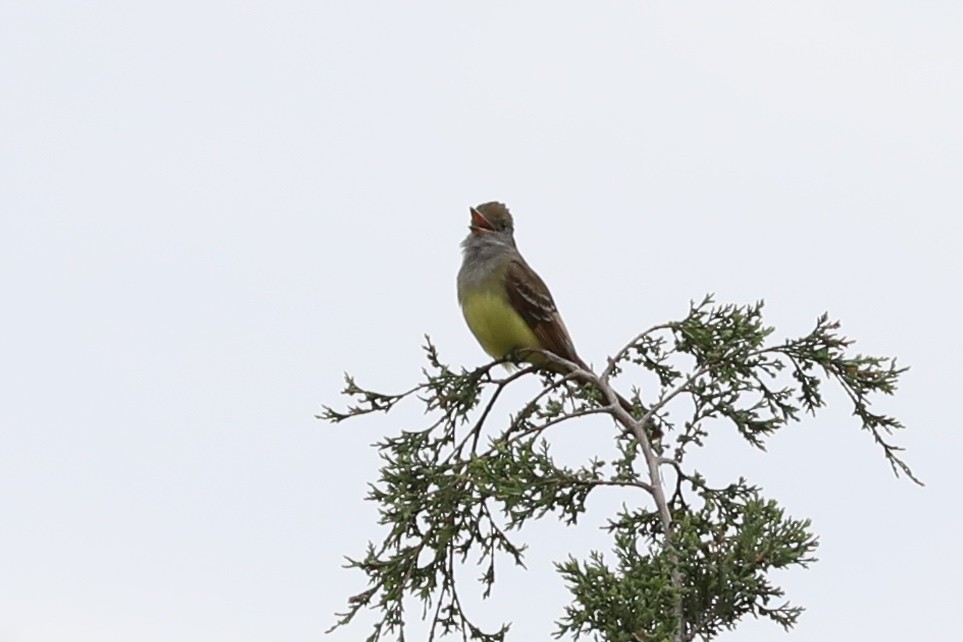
457 233 516 299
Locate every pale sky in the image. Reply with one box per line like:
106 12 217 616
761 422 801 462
2 2 961 641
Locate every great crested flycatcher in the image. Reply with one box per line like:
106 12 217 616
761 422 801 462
457 201 638 418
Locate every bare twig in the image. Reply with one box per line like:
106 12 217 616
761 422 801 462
532 349 687 641
600 322 675 384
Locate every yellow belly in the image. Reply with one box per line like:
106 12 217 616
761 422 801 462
461 291 541 359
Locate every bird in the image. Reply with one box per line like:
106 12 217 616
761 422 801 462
456 201 641 421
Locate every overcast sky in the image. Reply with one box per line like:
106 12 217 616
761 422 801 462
2 2 961 641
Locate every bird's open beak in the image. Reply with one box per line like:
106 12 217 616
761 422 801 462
469 207 494 233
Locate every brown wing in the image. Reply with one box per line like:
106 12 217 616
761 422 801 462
505 257 587 368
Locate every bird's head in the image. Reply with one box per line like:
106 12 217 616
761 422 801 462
469 202 515 238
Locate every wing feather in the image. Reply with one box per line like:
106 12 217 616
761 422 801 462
505 258 585 368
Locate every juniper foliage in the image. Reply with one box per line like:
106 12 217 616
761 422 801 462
320 296 919 642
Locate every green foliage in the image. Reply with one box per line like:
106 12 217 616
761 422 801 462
320 296 918 642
